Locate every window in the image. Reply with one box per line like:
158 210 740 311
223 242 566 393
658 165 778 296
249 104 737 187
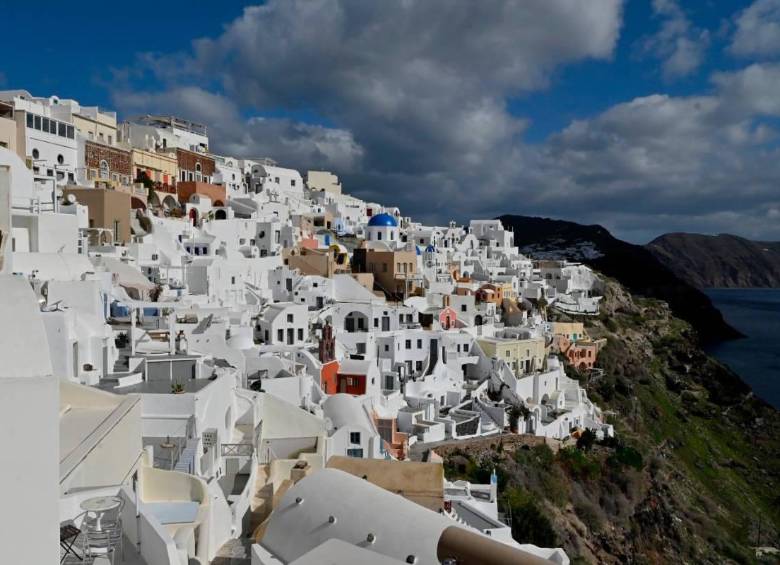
50 120 57 135
417 339 422 349
58 123 66 137
291 179 296 187
346 448 363 458
32 148 39 160
275 177 280 183
384 344 389 352
416 361 423 371
108 135 112 145
277 329 284 342
373 318 379 328
34 115 41 130
405 339 411 350
113 220 120 242
287 314 294 323
382 263 387 273
67 125 74 139
42 117 49 132
298 328 304 341
231 276 236 285
463 344 469 352
26 113 33 128
57 154 64 165
99 160 109 179
349 432 361 444
47 169 53 177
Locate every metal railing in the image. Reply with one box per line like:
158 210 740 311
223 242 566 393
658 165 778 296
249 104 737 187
221 443 254 457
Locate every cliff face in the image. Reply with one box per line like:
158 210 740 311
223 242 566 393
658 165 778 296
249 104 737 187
443 281 780 564
646 233 780 289
496 215 741 343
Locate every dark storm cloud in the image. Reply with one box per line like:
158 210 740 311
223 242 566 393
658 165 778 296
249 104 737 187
111 0 780 241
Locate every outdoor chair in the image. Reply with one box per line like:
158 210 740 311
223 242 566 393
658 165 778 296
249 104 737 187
82 498 125 565
60 520 83 563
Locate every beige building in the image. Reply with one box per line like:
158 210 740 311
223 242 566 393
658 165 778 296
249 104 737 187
71 107 118 146
306 170 342 194
478 334 547 376
551 322 587 342
353 246 418 297
0 102 17 154
63 186 132 245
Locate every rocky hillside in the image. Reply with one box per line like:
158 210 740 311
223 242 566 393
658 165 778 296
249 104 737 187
442 280 780 564
497 215 741 343
646 233 780 289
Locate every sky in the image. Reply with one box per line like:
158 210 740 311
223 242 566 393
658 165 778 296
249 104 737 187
3 0 780 243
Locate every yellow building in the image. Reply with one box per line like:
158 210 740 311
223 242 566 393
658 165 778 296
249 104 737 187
551 322 587 342
72 108 118 146
130 148 178 191
478 334 547 376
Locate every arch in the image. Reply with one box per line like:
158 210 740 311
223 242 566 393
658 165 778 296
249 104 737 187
213 200 225 207
541 393 550 405
215 209 227 220
147 190 161 208
162 194 179 210
99 159 110 179
188 208 199 225
344 311 368 333
474 314 483 326
578 362 588 372
131 196 146 210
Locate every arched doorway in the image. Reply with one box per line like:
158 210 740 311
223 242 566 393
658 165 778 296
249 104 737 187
131 196 146 210
215 209 227 220
344 311 368 333
188 208 199 225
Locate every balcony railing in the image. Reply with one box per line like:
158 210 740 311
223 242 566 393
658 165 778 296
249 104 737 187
221 443 254 457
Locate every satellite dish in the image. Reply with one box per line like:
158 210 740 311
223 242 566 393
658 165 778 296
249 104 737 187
66 193 76 204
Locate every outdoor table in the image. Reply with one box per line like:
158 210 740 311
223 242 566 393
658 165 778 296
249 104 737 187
80 496 122 530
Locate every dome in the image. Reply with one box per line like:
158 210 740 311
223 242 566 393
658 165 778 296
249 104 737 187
367 213 397 227
425 245 436 253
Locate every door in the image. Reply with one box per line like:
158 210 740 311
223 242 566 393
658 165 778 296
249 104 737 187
382 316 390 331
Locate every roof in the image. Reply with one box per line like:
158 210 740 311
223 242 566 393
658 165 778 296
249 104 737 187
97 257 156 291
291 539 405 564
322 394 373 430
261 468 453 564
368 213 397 227
259 392 325 440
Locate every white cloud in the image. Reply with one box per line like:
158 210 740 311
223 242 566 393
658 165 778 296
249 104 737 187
730 0 780 57
638 0 709 80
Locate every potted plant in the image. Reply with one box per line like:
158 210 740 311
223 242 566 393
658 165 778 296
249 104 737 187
171 381 185 394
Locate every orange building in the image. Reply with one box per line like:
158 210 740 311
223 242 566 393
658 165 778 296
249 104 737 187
176 181 226 206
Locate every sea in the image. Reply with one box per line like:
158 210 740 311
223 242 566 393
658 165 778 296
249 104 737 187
704 288 780 410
